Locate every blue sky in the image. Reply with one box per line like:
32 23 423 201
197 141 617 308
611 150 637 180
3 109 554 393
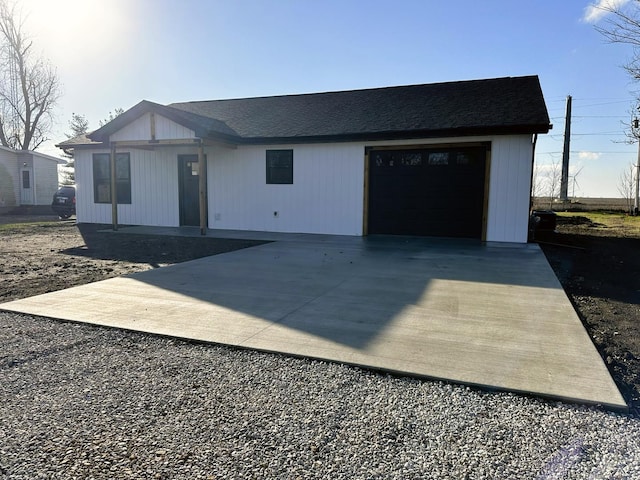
21 0 639 197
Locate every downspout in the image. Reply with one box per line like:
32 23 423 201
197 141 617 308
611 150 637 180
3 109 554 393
198 140 207 235
529 133 538 214
110 143 118 231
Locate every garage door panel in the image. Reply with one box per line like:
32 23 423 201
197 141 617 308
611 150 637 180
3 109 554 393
368 146 486 238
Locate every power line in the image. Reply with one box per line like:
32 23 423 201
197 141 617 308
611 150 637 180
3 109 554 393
574 100 631 108
570 132 624 136
537 151 634 155
550 115 625 119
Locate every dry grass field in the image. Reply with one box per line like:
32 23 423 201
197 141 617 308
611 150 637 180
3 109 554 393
532 197 632 212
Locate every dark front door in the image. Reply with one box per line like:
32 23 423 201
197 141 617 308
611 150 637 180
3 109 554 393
368 146 487 238
179 155 201 226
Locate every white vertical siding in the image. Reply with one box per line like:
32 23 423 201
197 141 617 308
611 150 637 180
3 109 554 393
74 149 99 223
155 115 196 140
110 113 195 142
74 147 185 226
73 134 536 242
208 143 365 235
110 114 151 142
485 135 534 243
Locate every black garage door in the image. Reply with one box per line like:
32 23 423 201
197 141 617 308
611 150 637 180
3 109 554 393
368 146 487 238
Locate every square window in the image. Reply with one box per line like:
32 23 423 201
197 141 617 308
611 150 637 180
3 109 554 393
266 150 293 184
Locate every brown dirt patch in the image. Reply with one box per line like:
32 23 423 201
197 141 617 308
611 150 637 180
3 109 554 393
0 218 266 303
537 215 640 414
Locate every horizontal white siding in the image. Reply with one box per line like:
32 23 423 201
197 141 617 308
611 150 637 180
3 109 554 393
0 149 18 209
32 156 59 205
110 113 195 142
485 135 534 243
208 144 365 236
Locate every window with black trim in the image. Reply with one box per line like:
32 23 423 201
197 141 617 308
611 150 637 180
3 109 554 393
266 149 293 184
93 153 131 204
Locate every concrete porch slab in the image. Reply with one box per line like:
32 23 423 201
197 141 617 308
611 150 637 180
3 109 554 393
0 233 627 410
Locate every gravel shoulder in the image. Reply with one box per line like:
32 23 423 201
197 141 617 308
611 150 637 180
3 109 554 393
1 216 640 478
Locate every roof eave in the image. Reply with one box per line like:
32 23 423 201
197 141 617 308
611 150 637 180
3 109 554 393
233 124 553 145
61 123 552 149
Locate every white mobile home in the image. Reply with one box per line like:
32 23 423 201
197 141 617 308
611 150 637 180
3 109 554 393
58 76 551 243
0 146 64 213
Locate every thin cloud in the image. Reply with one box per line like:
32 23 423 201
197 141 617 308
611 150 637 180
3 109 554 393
583 0 630 23
578 151 601 160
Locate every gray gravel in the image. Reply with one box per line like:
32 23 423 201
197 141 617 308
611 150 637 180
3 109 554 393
1 311 639 479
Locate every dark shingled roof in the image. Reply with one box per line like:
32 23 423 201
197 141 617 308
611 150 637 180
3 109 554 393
63 76 550 148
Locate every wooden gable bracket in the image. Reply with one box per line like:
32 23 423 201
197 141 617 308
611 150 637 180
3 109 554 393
111 138 202 148
150 112 156 141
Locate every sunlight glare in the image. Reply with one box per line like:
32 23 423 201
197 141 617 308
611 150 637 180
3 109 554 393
17 0 132 67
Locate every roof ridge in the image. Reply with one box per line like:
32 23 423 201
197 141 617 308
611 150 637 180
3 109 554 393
169 75 539 106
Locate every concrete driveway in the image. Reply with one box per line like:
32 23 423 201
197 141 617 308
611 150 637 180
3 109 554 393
0 231 626 410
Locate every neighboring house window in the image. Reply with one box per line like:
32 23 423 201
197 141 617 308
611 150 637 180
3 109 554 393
22 170 30 189
266 150 293 184
93 153 131 204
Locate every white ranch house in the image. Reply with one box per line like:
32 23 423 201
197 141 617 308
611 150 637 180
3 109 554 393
58 76 551 243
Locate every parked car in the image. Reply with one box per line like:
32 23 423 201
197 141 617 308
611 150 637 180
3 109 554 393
51 185 76 219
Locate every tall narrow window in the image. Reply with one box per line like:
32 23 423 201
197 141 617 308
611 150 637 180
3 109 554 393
93 153 131 204
266 149 293 184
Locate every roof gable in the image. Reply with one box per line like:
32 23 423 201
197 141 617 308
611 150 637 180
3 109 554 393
67 76 550 148
0 145 65 164
109 112 197 142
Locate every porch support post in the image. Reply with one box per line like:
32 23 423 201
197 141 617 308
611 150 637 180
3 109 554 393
198 142 207 235
110 143 118 231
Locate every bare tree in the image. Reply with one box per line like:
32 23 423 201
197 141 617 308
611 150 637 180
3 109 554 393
594 1 640 79
531 163 540 205
0 0 60 150
591 3 640 214
531 162 549 209
544 158 562 209
618 162 637 213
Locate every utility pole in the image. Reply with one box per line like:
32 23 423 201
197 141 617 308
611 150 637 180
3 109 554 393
635 140 639 215
560 95 572 202
633 115 640 216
